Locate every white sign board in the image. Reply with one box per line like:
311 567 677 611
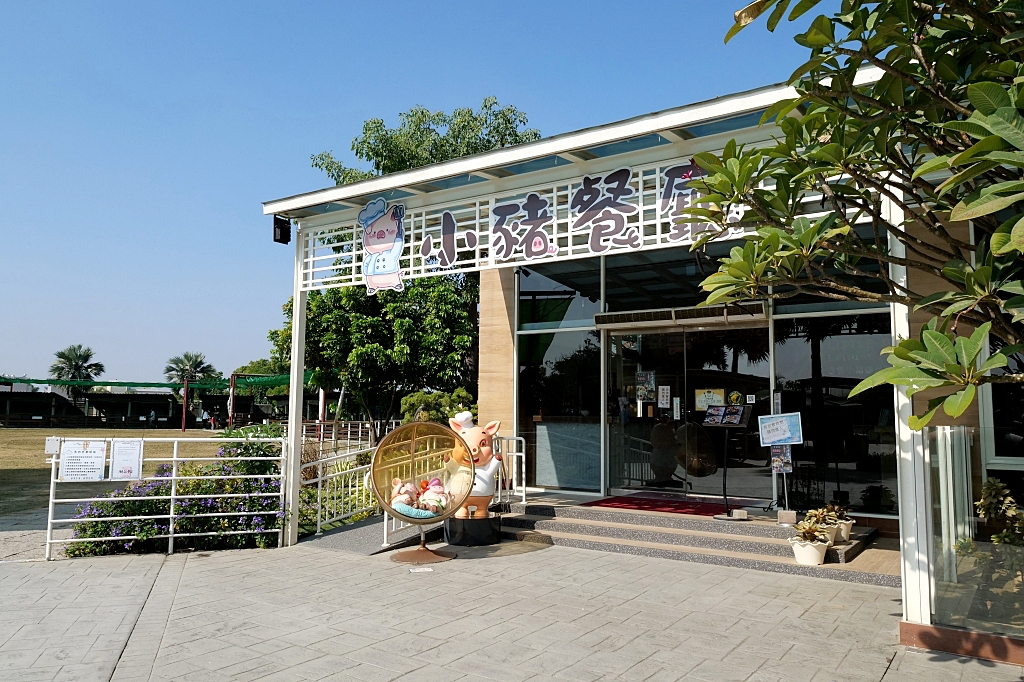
110 439 144 480
672 396 681 421
657 386 671 409
58 440 107 482
758 413 804 446
44 436 60 455
298 160 753 294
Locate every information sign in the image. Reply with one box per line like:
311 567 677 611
672 396 681 420
694 388 725 411
757 412 804 446
110 439 144 480
657 385 671 409
45 436 60 455
58 440 107 482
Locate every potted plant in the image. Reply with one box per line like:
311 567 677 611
825 503 855 543
789 521 830 565
804 507 840 545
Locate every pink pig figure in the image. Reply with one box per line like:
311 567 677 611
358 198 406 295
448 411 501 519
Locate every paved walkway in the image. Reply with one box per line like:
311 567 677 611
2 537 1023 682
0 509 70 561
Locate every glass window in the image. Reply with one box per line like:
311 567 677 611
773 313 898 513
604 244 737 313
988 337 1024 461
929 427 1024 638
518 330 601 490
518 259 601 331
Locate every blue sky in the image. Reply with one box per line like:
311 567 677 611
0 1 813 382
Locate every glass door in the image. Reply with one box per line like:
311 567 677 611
607 327 773 502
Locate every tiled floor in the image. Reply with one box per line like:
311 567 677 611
1 537 1022 681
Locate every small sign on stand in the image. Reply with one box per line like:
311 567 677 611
657 385 671 409
701 405 752 518
758 413 803 513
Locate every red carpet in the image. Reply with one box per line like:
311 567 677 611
581 496 727 516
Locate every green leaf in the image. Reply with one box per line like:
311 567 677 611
986 107 1024 150
999 280 1024 295
767 0 792 31
913 154 952 180
944 118 993 141
979 354 1009 373
848 367 900 397
955 329 986 367
922 329 958 365
943 385 977 418
787 0 821 21
797 14 834 48
950 191 1024 221
949 135 1011 166
909 400 944 430
968 83 1012 115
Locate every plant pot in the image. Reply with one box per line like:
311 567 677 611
789 538 828 566
823 524 839 546
837 519 855 543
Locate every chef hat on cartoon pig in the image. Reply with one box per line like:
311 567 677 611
358 198 387 230
452 411 475 430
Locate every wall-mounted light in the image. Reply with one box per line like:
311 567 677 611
273 215 291 245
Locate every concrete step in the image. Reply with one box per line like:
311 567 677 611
502 512 876 564
504 501 795 540
500 524 900 588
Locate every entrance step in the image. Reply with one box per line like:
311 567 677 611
499 502 892 586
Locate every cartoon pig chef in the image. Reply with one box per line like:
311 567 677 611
447 411 502 519
358 198 406 295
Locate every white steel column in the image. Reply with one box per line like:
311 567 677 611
599 255 607 495
886 195 932 624
286 226 308 547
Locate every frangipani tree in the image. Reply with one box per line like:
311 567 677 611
682 0 1024 427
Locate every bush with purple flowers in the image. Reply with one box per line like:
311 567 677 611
66 426 285 556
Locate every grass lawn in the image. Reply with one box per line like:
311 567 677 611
0 428 229 517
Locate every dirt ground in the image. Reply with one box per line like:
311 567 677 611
0 428 225 517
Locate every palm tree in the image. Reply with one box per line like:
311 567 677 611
49 345 105 402
164 352 221 409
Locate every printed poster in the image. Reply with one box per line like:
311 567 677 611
635 371 656 402
58 440 107 482
110 439 144 481
694 388 725 411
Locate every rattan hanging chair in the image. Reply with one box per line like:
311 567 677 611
368 422 475 563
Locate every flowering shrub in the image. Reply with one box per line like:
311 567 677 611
66 428 285 557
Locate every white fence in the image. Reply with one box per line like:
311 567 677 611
44 436 287 560
300 447 377 534
45 427 528 558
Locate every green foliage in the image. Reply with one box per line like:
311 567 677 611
793 520 830 543
232 358 286 400
49 344 105 401
694 1 1024 427
66 428 284 557
804 507 839 527
164 352 223 405
823 502 850 522
301 275 478 436
975 477 1024 580
400 388 477 424
311 97 541 186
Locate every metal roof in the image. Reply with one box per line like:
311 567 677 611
263 68 882 218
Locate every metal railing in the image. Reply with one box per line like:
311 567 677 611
300 447 377 534
44 436 287 560
494 436 527 505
